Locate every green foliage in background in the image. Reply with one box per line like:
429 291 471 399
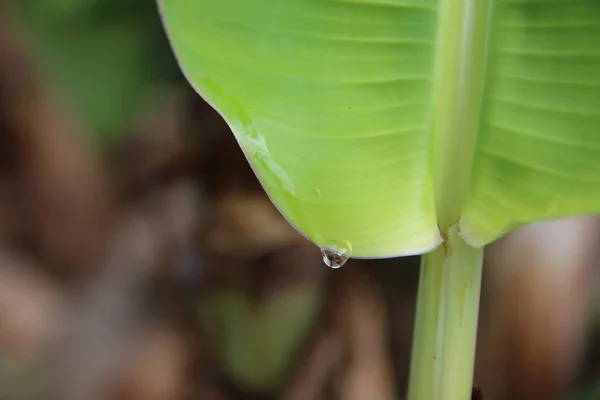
569 384 600 400
160 0 600 258
199 285 322 391
12 0 181 145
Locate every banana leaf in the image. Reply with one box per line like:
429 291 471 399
159 0 600 258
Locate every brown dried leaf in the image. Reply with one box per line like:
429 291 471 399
0 10 113 276
476 217 600 400
281 263 396 400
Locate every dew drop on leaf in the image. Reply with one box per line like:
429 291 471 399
321 247 348 269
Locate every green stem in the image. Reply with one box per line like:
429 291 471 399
407 225 483 400
409 0 492 396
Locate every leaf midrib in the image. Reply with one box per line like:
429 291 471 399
431 0 493 232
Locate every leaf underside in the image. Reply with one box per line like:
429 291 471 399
160 0 600 258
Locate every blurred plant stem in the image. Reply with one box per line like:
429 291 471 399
408 226 483 400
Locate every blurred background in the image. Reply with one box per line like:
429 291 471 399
1 1 600 399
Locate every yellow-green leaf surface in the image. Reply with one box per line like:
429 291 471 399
460 1 600 246
160 0 600 257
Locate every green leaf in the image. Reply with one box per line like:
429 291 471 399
198 285 322 391
460 1 600 246
159 0 600 257
13 0 179 145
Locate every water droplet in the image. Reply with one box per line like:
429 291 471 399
313 187 321 198
321 247 348 269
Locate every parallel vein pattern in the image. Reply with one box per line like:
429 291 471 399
460 0 600 246
160 0 441 257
